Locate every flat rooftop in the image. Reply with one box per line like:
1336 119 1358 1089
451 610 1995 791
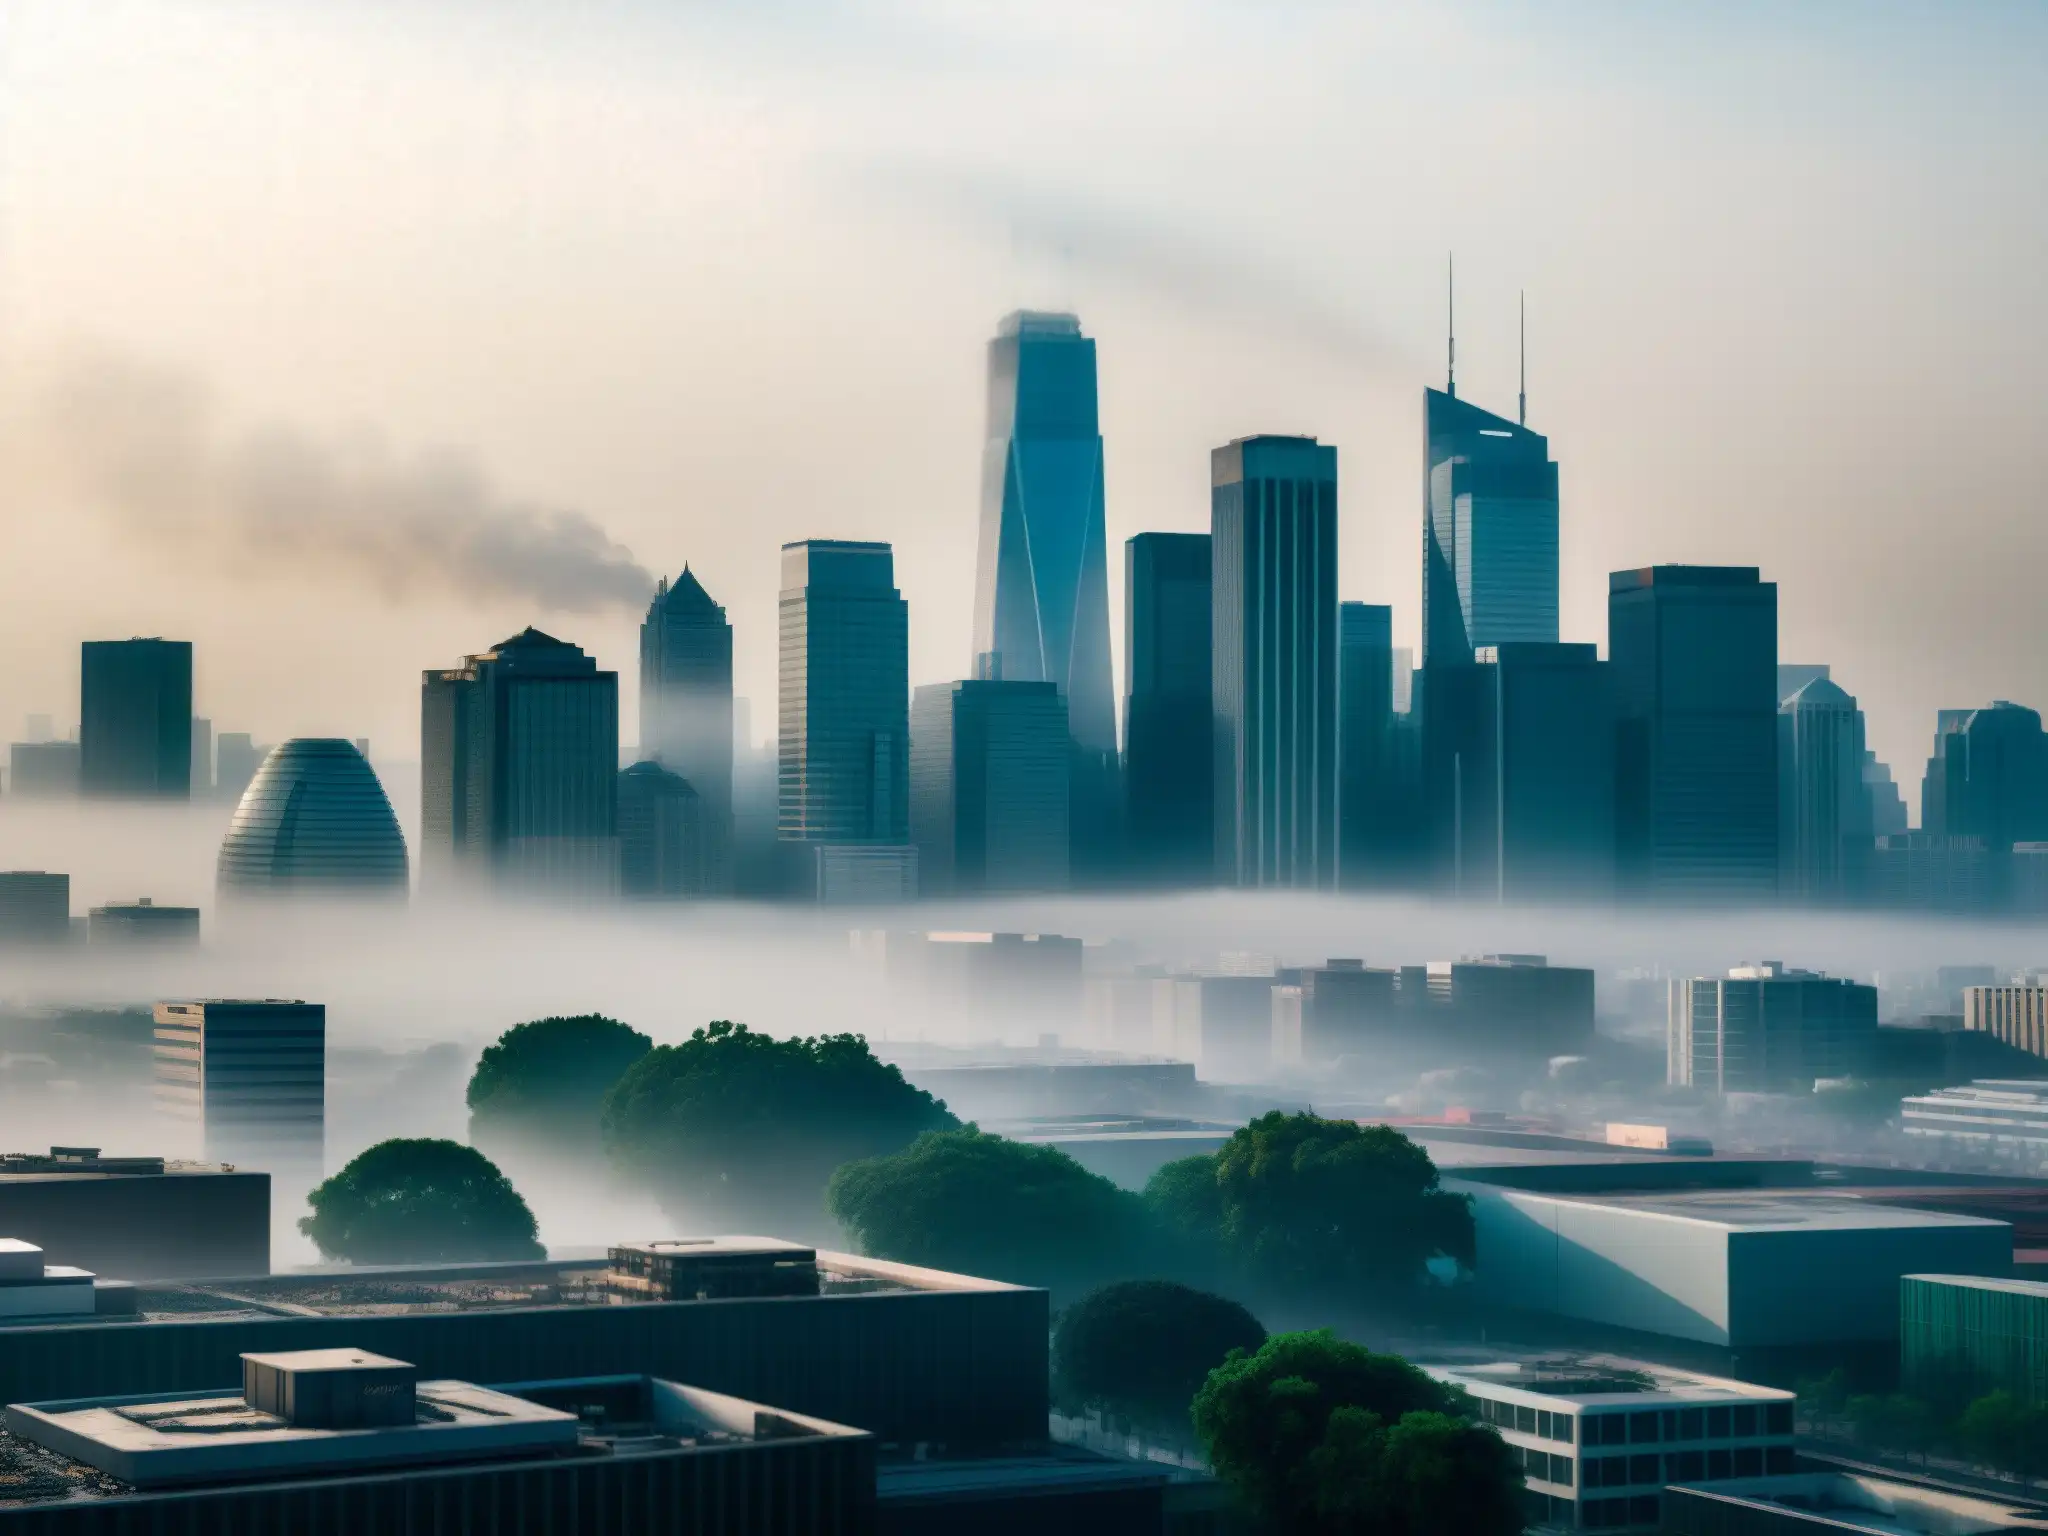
1468 1187 2013 1235
1421 1354 1794 1407
1674 1472 2048 1535
0 1250 1024 1330
1903 1272 2048 1300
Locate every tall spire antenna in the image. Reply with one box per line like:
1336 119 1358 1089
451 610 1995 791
1446 253 1457 398
1518 289 1527 426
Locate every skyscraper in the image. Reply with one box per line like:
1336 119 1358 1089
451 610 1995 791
154 1000 325 1176
1123 532 1212 886
1669 963 1876 1094
778 541 911 896
617 760 707 898
910 678 1070 894
1778 677 1870 905
420 628 620 896
1421 390 1559 666
79 639 192 799
973 311 1117 879
1211 436 1338 889
1454 643 1615 902
1338 602 1398 888
189 717 213 797
1921 702 2048 908
1610 566 1779 902
638 568 733 890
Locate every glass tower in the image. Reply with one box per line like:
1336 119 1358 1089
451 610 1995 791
1124 532 1212 885
910 679 1070 895
1422 389 1559 665
777 540 910 848
80 638 193 799
1211 436 1339 889
973 311 1117 876
1610 566 1779 902
1338 602 1395 888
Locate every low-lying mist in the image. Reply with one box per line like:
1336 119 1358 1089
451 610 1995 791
5 796 2047 1265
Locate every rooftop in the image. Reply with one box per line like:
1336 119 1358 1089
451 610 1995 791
1421 1355 1794 1408
1671 1471 2048 1535
1479 1189 2012 1235
1902 1272 2048 1300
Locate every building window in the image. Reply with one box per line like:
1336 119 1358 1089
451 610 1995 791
1764 1403 1793 1435
1731 1404 1758 1438
1733 1447 1763 1477
1667 1451 1705 1481
1630 1495 1661 1525
1629 1454 1660 1486
1708 1449 1732 1479
1556 1413 1576 1445
1517 1404 1537 1434
1628 1411 1661 1444
1677 1408 1703 1441
1766 1445 1795 1474
1706 1406 1731 1439
1537 1409 1553 1440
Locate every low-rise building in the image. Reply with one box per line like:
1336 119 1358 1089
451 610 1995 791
1965 984 2048 1059
1424 955 1596 1059
1664 1470 2048 1535
1902 1273 2048 1403
1668 962 1878 1093
87 898 200 947
1419 1356 1796 1536
0 872 69 946
1902 1080 2048 1166
0 1147 268 1279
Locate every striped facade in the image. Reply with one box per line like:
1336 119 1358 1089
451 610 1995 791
1965 985 2048 1059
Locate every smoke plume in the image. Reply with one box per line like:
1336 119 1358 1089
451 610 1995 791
27 350 656 613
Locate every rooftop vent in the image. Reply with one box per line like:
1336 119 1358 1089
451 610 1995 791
242 1349 417 1429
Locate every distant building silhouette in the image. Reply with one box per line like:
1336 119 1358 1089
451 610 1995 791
7 741 79 797
1610 566 1779 902
1866 833 1993 913
778 541 911 900
0 873 70 946
911 678 1070 895
189 718 213 797
216 739 408 899
639 568 733 891
214 733 267 803
1922 703 2048 908
421 628 619 897
1778 677 1870 905
973 312 1118 882
1123 533 1212 886
88 898 199 947
617 760 707 898
1339 602 1421 890
1212 436 1338 889
80 639 192 799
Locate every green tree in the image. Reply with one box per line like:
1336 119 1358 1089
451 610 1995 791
1053 1280 1266 1426
466 1014 653 1149
1192 1329 1517 1535
604 1021 955 1231
300 1138 544 1264
1151 1114 1472 1306
828 1127 1143 1293
1959 1390 2044 1479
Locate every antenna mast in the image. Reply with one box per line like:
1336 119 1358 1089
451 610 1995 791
1446 253 1457 398
1518 289 1527 426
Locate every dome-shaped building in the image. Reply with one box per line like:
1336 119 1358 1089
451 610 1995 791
217 739 409 898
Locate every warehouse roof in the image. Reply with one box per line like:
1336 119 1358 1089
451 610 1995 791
1903 1272 2048 1299
1422 1355 1794 1408
1464 1187 2013 1235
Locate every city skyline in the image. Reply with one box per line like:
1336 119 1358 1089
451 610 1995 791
2 6 2044 792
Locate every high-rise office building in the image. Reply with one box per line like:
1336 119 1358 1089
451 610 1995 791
911 678 1070 895
1446 643 1615 902
1778 677 1870 906
0 872 70 946
973 312 1118 880
617 760 707 898
79 639 192 799
1211 436 1338 889
778 541 911 896
420 629 620 896
216 739 409 899
1922 702 2048 858
1610 566 1779 902
1338 602 1404 888
638 568 734 891
1421 390 1559 666
154 1000 325 1175
1123 532 1212 886
1668 963 1876 1094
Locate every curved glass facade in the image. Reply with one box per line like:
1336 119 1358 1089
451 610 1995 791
217 738 409 897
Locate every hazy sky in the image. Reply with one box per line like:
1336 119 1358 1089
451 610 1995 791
2 0 2044 790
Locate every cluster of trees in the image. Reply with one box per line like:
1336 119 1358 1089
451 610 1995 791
1801 1368 2048 1482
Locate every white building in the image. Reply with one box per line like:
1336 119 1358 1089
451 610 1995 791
1421 1356 1795 1535
1902 1079 2048 1164
1459 1184 2011 1347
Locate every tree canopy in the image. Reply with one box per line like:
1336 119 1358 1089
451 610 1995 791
1192 1330 1520 1536
466 1014 653 1145
1150 1113 1471 1305
300 1138 544 1264
1053 1279 1266 1424
828 1126 1145 1294
603 1021 955 1231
